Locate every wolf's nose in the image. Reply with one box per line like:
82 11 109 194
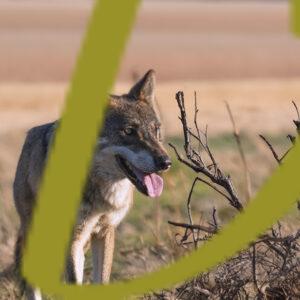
156 156 172 171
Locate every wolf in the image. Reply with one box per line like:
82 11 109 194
13 70 171 300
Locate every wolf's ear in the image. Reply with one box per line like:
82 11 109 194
128 69 156 104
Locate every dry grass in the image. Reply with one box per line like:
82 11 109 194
0 0 299 297
1 81 299 299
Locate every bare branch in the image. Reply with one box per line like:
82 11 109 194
292 100 300 135
292 100 300 120
259 134 282 164
194 91 202 145
212 207 218 230
186 177 199 249
225 102 252 201
175 91 192 158
170 92 243 212
287 134 296 145
251 245 261 295
168 143 202 173
164 96 300 300
196 177 232 202
168 221 217 234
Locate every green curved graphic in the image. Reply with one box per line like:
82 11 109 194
22 0 300 299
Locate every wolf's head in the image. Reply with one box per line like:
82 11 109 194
95 70 171 198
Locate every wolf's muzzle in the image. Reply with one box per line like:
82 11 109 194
155 155 172 171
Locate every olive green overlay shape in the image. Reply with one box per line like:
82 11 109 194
291 0 300 36
22 0 141 292
22 1 300 299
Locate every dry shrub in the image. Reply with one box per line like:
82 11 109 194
146 92 300 299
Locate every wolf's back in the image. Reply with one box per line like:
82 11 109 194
13 122 56 224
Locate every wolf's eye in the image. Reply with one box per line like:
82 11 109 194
124 127 135 136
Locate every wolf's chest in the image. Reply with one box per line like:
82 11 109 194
105 179 133 226
104 179 132 207
79 179 133 240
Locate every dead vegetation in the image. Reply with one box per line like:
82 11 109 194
0 266 23 300
1 91 300 299
149 92 300 299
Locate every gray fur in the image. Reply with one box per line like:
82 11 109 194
13 70 170 299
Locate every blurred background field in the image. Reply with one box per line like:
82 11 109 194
0 0 300 296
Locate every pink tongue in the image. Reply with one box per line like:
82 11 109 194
143 173 164 198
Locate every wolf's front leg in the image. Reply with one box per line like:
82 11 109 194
91 226 115 284
25 287 42 300
66 241 85 284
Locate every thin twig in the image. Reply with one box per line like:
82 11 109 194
186 177 199 249
259 134 282 164
168 221 217 234
226 102 252 201
292 100 300 120
292 100 300 135
196 177 232 202
194 91 202 147
176 92 191 158
168 143 202 173
251 245 261 295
